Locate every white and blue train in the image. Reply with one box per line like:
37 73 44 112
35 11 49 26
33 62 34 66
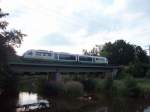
23 49 108 64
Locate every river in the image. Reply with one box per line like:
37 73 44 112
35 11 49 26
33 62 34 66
1 92 150 112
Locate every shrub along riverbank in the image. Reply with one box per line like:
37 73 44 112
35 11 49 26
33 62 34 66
34 77 150 99
17 74 150 99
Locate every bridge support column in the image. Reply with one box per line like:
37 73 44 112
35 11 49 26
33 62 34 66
105 69 118 79
51 72 61 81
112 69 118 79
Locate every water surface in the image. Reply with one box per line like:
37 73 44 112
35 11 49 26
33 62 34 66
1 92 150 112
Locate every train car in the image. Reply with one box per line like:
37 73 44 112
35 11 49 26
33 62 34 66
23 49 108 64
23 49 54 60
78 55 93 63
78 55 108 64
57 52 77 62
93 56 108 64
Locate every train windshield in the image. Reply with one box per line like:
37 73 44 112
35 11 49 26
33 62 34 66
26 51 33 55
36 52 52 56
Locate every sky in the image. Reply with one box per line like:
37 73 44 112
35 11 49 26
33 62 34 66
0 0 150 55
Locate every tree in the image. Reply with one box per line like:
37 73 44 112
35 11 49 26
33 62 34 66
134 46 148 64
101 40 135 65
0 8 26 92
83 45 103 56
0 8 25 69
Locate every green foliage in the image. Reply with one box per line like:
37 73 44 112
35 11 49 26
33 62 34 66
102 78 114 95
104 78 113 90
0 9 25 67
43 81 65 97
134 46 149 63
0 69 19 93
64 81 84 97
99 40 148 65
146 69 150 78
100 42 113 57
95 79 106 93
0 8 26 92
115 67 129 79
113 80 126 96
124 77 141 97
83 39 148 78
137 79 150 97
83 45 103 56
121 62 147 78
81 79 97 93
95 79 114 95
101 40 135 65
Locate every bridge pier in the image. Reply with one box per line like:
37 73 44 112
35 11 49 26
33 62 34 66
112 69 118 79
48 72 61 81
105 69 118 79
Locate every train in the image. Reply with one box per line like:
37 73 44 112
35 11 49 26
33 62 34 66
23 49 108 64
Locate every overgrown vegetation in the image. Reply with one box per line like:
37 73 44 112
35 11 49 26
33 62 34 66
65 81 84 97
0 8 25 94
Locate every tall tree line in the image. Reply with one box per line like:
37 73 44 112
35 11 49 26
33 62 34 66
83 40 148 65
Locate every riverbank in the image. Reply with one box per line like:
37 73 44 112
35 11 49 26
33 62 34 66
2 77 150 112
18 75 150 99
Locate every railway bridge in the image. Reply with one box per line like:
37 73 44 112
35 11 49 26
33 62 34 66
9 57 121 80
8 58 121 80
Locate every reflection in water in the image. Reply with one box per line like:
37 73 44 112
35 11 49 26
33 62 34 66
17 92 49 111
82 97 150 112
18 92 38 105
1 91 150 112
144 107 150 112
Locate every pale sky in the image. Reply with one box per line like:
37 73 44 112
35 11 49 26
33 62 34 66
0 0 150 55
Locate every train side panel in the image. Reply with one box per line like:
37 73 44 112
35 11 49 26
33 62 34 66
23 50 108 64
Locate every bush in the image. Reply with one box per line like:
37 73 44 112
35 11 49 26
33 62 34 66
146 69 150 79
117 67 131 79
64 81 84 97
124 77 141 97
81 79 97 93
0 70 19 94
35 77 47 94
43 81 65 97
95 79 105 93
102 78 114 95
113 80 126 96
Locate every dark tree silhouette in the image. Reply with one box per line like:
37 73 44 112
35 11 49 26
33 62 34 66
134 46 148 63
101 40 135 65
0 8 26 93
83 39 148 65
100 40 148 65
0 8 26 69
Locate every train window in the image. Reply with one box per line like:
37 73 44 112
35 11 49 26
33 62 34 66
59 54 76 60
95 58 105 62
28 51 32 55
43 53 46 56
48 53 51 56
96 58 103 61
36 52 42 56
79 56 92 62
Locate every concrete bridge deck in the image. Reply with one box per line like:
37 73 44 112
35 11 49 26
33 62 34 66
9 62 119 73
8 57 121 80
